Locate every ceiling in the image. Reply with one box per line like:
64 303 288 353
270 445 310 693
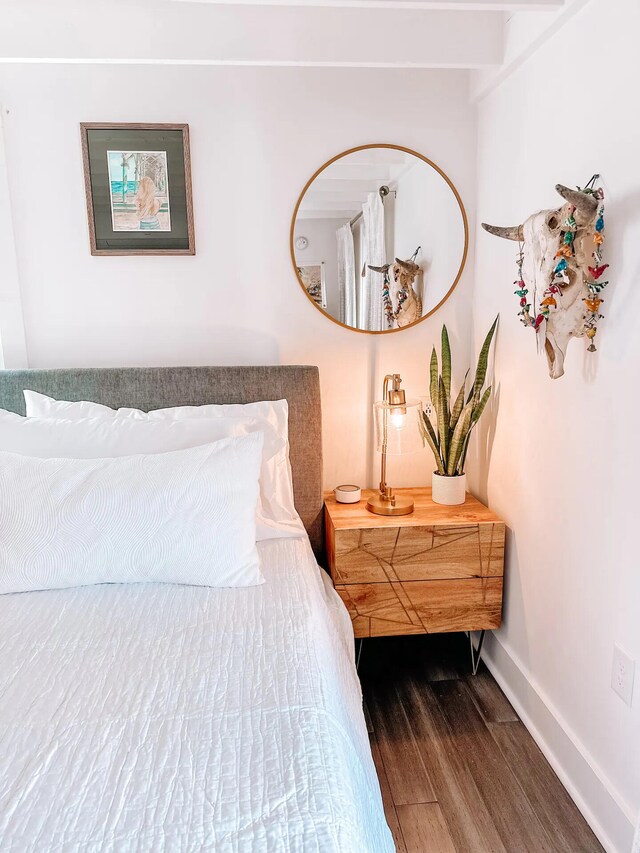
0 0 570 72
297 148 414 221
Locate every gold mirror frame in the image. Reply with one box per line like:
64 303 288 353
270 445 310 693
290 143 469 335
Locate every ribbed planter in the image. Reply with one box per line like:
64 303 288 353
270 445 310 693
431 472 466 506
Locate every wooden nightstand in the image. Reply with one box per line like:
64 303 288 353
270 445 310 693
325 488 505 671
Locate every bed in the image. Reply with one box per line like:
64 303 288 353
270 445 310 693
0 366 394 853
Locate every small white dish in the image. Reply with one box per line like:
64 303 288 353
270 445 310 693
334 484 362 504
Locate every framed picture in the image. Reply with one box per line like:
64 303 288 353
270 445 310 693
297 263 326 308
80 123 195 255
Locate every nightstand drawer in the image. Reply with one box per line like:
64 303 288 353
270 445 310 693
331 523 505 585
324 488 505 640
335 577 502 638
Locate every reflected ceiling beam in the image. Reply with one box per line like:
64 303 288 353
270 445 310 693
320 165 394 181
296 210 359 220
0 0 503 68
301 200 366 210
312 179 390 192
302 191 371 202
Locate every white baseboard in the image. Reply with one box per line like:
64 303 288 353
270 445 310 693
479 633 635 853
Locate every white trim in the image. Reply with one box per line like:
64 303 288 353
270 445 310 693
0 107 28 369
0 57 495 69
166 0 562 8
480 632 636 853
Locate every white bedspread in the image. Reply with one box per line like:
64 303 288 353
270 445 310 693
0 537 394 852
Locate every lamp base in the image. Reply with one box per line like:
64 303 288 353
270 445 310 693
366 493 414 516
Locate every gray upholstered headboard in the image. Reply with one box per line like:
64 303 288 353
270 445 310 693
0 365 323 557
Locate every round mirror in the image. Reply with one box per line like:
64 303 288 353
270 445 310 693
291 144 468 334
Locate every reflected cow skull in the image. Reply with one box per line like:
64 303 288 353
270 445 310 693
392 258 423 327
482 184 602 379
369 257 423 329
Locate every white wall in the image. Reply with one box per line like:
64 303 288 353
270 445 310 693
0 64 476 491
292 217 343 318
1 12 636 850
393 160 466 314
470 1 640 850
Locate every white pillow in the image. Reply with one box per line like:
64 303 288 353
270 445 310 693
23 392 304 539
0 434 264 595
0 409 303 540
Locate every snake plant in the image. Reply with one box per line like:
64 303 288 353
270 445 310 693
421 317 498 477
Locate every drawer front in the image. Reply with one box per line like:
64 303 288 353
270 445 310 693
331 523 505 585
335 578 503 638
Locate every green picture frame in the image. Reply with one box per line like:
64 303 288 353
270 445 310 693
81 123 195 256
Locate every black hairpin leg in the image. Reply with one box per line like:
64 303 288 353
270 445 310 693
355 639 364 671
469 630 486 676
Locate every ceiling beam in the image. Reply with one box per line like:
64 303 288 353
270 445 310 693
0 0 504 68
167 0 563 7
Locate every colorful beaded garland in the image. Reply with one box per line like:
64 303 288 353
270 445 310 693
382 268 409 328
382 247 421 328
513 176 608 353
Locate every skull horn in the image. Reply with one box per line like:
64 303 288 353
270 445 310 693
555 184 598 215
368 264 390 274
394 258 420 273
481 223 524 241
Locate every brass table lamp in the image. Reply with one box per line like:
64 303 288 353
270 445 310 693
367 374 422 516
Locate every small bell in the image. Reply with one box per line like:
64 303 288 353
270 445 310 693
586 327 597 352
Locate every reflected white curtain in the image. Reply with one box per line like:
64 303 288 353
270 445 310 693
336 223 356 326
359 191 386 331
357 217 368 330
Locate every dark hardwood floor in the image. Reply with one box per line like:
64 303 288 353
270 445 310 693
359 633 604 853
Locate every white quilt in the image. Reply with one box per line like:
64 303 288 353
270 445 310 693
0 537 394 853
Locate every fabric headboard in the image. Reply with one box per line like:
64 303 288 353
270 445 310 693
0 365 324 557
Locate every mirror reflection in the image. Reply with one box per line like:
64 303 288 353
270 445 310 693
292 145 467 333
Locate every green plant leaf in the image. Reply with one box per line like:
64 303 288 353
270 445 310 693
441 325 451 401
471 385 492 427
429 347 439 410
459 430 477 475
446 400 473 475
449 370 468 430
437 377 450 466
460 386 492 471
421 411 445 474
468 316 498 404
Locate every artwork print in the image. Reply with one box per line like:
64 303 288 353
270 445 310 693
298 264 326 308
108 151 171 232
81 123 194 255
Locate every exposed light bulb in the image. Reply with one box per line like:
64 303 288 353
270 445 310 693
389 409 406 429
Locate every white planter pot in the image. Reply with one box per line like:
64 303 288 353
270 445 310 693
431 472 466 506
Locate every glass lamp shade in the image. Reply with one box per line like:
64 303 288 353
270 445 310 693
373 398 423 456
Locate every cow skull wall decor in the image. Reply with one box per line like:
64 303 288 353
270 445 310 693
482 179 608 379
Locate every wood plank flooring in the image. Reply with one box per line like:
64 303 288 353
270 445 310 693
359 633 603 853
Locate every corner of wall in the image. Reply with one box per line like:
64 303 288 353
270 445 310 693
0 105 28 369
481 634 636 853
